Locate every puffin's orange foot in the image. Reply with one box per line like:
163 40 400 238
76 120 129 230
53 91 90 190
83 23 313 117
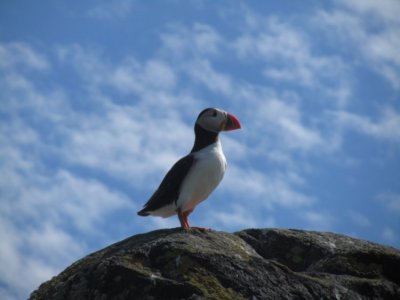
177 209 211 232
189 226 212 233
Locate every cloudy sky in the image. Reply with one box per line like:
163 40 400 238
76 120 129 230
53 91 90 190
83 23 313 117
1 0 400 299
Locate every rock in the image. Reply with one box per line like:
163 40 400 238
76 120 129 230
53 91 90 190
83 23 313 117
30 228 400 300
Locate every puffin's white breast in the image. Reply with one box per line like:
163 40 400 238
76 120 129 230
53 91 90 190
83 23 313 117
177 140 226 213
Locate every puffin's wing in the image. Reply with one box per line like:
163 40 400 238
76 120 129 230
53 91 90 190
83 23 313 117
137 154 195 215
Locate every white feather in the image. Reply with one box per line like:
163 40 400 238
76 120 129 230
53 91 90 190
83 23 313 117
149 202 177 218
177 140 227 213
150 140 227 218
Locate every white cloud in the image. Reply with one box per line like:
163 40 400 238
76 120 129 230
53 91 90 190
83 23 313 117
143 60 177 89
382 227 397 244
377 192 400 214
316 3 400 89
192 23 222 55
0 217 66 300
232 15 347 89
107 58 177 94
0 52 140 297
366 28 400 65
0 42 50 71
222 165 314 209
61 103 193 185
301 210 335 231
335 0 400 24
0 74 71 125
0 163 134 299
251 98 331 153
347 210 371 227
56 44 184 111
0 219 80 300
160 23 222 57
333 108 400 142
208 204 276 230
185 59 233 96
35 171 134 232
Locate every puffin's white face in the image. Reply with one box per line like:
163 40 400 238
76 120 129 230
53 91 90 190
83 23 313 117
196 108 241 133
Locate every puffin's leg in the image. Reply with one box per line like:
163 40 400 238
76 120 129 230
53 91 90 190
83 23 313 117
182 209 192 228
184 210 211 232
177 208 189 230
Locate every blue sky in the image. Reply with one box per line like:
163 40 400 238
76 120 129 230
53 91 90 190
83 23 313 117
1 0 400 299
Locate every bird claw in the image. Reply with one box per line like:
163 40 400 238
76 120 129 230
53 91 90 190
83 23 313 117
184 226 212 233
178 210 211 232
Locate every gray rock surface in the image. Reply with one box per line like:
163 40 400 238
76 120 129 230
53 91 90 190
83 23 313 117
30 228 400 299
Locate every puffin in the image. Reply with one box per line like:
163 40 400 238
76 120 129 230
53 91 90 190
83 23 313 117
137 108 241 231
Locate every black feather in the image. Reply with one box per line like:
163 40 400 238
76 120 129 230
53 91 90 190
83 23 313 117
137 154 195 215
190 124 218 153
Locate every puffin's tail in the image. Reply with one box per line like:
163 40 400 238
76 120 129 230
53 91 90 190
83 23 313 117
137 209 150 217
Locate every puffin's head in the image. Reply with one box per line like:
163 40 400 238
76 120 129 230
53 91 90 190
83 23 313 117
196 108 241 133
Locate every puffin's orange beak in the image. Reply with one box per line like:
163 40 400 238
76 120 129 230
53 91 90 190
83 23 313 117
224 113 241 131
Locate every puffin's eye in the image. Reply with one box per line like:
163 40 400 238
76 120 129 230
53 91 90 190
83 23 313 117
212 111 218 117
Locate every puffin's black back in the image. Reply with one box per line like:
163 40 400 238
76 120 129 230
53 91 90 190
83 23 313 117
137 154 195 215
